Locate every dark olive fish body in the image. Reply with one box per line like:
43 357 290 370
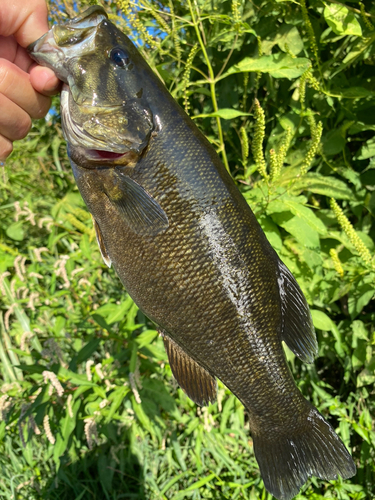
29 8 356 499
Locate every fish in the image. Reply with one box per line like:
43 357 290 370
28 6 356 499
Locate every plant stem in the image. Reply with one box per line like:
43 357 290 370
187 0 230 172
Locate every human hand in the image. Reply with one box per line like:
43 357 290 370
0 0 60 161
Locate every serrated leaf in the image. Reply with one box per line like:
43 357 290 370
283 173 354 199
331 87 375 99
324 4 362 37
220 54 310 80
267 197 327 235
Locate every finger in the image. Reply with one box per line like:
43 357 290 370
0 135 13 162
0 59 51 118
0 0 50 47
0 93 32 142
0 36 36 74
0 35 17 61
29 64 61 96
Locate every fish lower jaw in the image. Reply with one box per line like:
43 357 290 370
69 145 139 167
87 149 127 160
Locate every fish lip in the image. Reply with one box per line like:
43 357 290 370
27 31 66 77
83 149 128 161
68 146 141 169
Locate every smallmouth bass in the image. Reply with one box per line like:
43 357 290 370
28 7 356 499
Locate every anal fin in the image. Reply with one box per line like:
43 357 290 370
162 333 217 406
92 216 111 268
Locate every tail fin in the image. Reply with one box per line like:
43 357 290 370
252 406 356 500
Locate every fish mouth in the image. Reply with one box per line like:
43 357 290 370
89 150 126 160
61 86 149 165
84 149 129 162
28 6 107 82
69 146 141 168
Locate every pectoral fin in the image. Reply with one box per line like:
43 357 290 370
162 333 217 406
278 260 318 364
104 170 169 237
92 216 111 268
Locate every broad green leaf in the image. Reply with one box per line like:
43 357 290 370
76 338 101 364
58 366 97 387
193 109 251 120
53 400 80 465
271 212 320 248
6 222 24 241
310 310 334 331
93 298 133 324
136 329 158 348
267 197 327 235
339 419 351 448
261 25 303 56
310 310 345 357
352 422 370 443
283 173 354 200
220 54 310 80
131 394 153 434
357 368 375 388
348 283 375 318
324 4 362 37
331 87 375 99
258 215 282 251
356 137 375 160
105 386 130 423
352 320 369 341
277 26 304 55
332 32 375 77
321 129 346 156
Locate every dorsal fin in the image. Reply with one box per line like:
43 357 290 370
278 260 317 364
162 333 217 406
92 216 111 268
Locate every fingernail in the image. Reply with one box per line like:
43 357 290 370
44 75 60 92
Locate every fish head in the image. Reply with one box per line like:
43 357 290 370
28 6 154 166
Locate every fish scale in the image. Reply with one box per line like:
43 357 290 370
28 6 356 500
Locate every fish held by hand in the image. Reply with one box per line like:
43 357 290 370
28 7 356 499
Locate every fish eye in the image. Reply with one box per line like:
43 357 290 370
110 47 130 67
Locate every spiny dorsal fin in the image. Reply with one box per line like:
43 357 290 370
104 170 169 237
162 334 217 406
278 260 317 364
92 216 111 268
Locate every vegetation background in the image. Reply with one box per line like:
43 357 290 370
0 0 374 498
